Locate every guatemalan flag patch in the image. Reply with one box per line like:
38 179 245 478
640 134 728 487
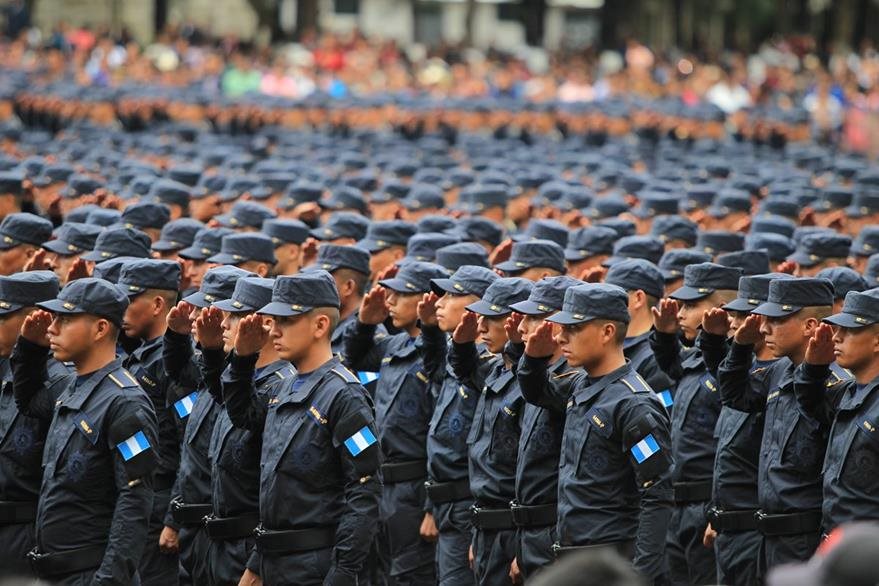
343 426 377 457
117 431 152 461
357 372 380 385
658 389 674 408
174 391 199 418
630 434 661 464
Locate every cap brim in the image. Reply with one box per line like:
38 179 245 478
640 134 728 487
258 301 312 317
845 205 866 218
564 249 599 262
546 311 592 325
80 250 117 262
494 260 528 272
117 284 146 297
0 301 26 315
42 239 81 256
310 228 339 241
466 299 509 316
355 238 388 253
177 246 210 260
601 256 628 268
824 312 876 328
430 278 470 296
181 291 218 308
151 240 183 252
660 269 683 281
751 301 802 317
206 253 239 265
787 251 819 266
378 277 426 294
213 298 256 312
669 286 715 301
706 207 728 218
37 298 85 314
722 298 762 312
508 299 557 315
0 239 19 250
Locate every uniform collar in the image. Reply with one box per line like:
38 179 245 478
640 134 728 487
623 329 652 350
130 335 162 362
255 359 295 385
286 355 343 404
60 357 126 410
574 361 632 405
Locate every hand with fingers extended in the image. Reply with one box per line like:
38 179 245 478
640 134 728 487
702 307 731 337
505 312 524 345
452 311 479 344
65 258 91 282
488 239 514 266
359 286 389 325
776 260 799 276
235 313 270 357
579 266 606 283
651 298 680 334
524 321 556 358
417 292 439 327
177 260 192 294
23 249 55 272
375 263 399 283
299 237 319 268
733 314 763 346
805 322 835 365
194 306 224 350
21 310 53 347
167 300 197 335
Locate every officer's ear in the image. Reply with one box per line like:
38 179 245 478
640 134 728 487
93 317 115 342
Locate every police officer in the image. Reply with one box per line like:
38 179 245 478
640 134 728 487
40 221 103 284
223 271 380 585
80 226 153 267
507 276 581 579
0 212 54 276
208 233 277 278
795 288 879 532
12 277 159 584
151 218 206 262
117 258 184 585
261 218 309 276
163 266 256 585
449 277 532 585
717 277 837 570
0 271 65 578
418 265 498 586
518 283 673 584
343 260 448 585
650 262 741 585
208 276 295 585
495 240 566 281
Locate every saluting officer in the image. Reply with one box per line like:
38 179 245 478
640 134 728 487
12 277 160 584
223 271 380 585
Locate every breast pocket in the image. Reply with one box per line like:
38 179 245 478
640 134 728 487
489 397 521 461
679 374 720 434
781 415 824 477
275 414 337 489
466 392 487 446
574 407 615 476
839 420 879 491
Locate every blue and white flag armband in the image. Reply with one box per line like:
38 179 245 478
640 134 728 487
109 409 158 481
174 391 199 419
333 412 380 476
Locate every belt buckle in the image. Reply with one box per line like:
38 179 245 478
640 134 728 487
254 524 266 539
551 542 561 554
509 500 520 511
755 510 767 524
203 513 216 526
170 497 184 512
706 506 720 523
26 547 42 562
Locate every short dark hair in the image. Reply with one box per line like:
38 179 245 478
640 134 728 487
334 268 369 297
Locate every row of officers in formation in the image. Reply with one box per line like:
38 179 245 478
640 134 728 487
0 200 878 586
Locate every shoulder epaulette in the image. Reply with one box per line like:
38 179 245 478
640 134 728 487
552 370 579 379
108 368 139 388
331 367 359 384
620 373 652 394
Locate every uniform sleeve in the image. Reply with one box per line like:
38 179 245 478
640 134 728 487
717 342 767 412
326 384 381 586
162 330 202 390
11 336 66 421
619 396 674 581
95 395 159 585
343 321 389 373
505 341 525 373
635 353 675 398
516 353 578 412
200 347 227 404
222 351 266 432
418 324 448 387
448 340 482 388
649 331 685 382
698 331 729 378
793 362 843 426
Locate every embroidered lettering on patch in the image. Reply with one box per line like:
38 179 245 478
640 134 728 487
767 390 781 401
415 371 429 383
502 405 516 417
308 405 327 425
864 420 876 433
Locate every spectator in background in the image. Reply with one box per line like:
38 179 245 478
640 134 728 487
221 52 262 96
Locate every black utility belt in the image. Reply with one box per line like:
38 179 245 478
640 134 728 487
755 509 822 537
28 544 105 579
707 507 758 533
552 539 636 559
254 524 337 554
510 501 557 528
0 499 37 523
169 498 212 527
673 481 713 504
471 504 516 530
425 479 472 504
204 512 260 541
381 460 427 484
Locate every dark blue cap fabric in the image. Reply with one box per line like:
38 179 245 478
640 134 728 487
496 239 565 273
358 221 417 253
44 222 103 256
651 216 698 246
167 165 202 187
788 233 852 266
86 208 121 227
178 227 234 261
38 277 129 327
152 218 205 252
404 233 459 262
708 191 751 218
117 259 182 295
121 201 171 231
723 273 795 312
682 185 717 211
565 226 617 261
280 180 324 210
793 226 835 246
759 196 800 219
867 254 879 286
547 283 630 325
182 266 257 308
602 235 664 267
216 201 278 229
459 184 507 213
81 227 152 262
815 267 868 300
512 219 569 248
0 270 59 314
0 172 23 195
745 232 796 262
716 250 771 276
595 218 636 239
213 277 275 313
259 271 341 316
435 242 489 271
380 261 448 294
753 277 835 317
851 226 879 257
431 265 499 297
751 216 797 238
846 192 879 218
402 185 444 211
306 244 370 275
449 217 503 247
658 249 712 281
321 186 367 213
605 258 665 300
467 277 533 316
312 212 370 242
417 215 456 234
815 185 853 211
825 288 879 328
509 275 581 315
670 262 743 301
262 218 310 246
147 179 191 209
91 257 139 284
62 175 103 198
585 195 629 219
208 233 277 265
32 163 74 187
0 212 53 249
696 231 745 255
